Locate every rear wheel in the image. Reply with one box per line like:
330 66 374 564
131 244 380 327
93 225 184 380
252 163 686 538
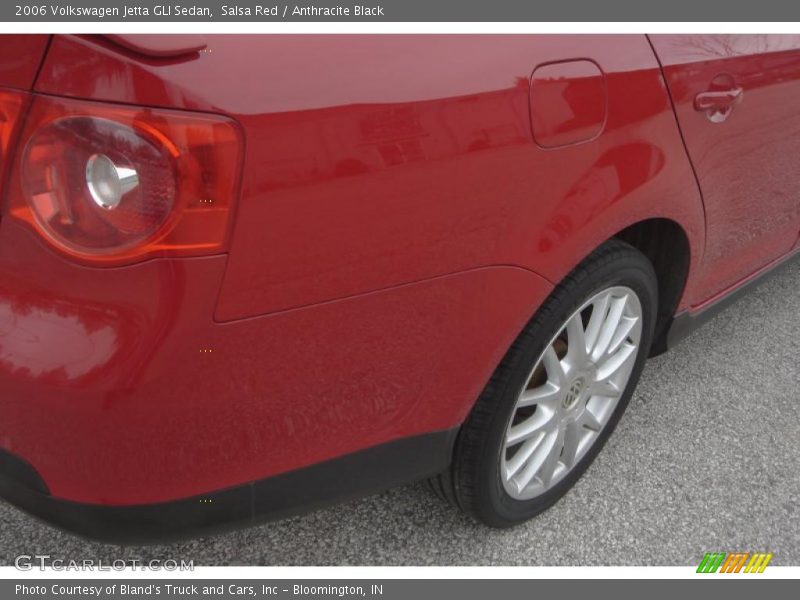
434 240 658 527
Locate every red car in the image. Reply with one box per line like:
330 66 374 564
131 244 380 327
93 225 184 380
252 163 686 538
0 34 798 542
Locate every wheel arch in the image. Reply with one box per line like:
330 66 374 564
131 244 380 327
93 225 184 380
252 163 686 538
612 218 691 356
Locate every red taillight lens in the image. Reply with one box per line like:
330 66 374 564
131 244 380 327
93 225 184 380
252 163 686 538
7 95 242 265
0 88 28 190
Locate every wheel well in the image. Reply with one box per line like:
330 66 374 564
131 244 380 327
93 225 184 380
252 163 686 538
614 219 690 356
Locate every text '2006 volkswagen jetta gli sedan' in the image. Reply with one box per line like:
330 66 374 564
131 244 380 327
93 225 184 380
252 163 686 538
0 34 798 542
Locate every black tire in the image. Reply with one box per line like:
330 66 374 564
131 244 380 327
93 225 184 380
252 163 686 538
432 239 658 527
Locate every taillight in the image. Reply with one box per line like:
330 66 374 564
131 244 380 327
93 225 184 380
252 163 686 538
7 95 243 265
0 88 29 191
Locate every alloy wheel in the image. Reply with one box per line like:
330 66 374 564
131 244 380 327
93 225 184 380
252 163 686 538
500 286 643 500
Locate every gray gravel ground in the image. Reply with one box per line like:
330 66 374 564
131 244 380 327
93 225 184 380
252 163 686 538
0 260 798 566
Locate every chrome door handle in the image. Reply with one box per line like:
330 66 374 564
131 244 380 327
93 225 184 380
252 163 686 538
694 87 743 122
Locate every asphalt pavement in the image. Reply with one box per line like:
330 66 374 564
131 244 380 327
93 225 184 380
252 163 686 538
1 259 798 566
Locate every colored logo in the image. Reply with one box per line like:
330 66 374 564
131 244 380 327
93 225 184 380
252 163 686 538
697 552 773 573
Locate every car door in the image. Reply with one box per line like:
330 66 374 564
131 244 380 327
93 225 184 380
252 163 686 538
650 34 800 301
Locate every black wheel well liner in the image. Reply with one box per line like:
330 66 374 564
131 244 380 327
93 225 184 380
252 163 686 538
613 218 691 356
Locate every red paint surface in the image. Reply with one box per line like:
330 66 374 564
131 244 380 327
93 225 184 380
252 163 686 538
530 59 607 148
0 35 795 505
651 34 800 299
0 220 550 503
0 35 49 90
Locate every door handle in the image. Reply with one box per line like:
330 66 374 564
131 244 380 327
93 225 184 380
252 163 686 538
694 87 743 122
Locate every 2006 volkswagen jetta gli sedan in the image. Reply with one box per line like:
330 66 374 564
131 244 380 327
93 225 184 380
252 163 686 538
0 34 798 542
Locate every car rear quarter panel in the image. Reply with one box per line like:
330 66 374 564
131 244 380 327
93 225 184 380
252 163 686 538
0 35 708 504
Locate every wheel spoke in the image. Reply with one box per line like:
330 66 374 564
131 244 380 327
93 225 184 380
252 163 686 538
596 341 637 383
515 428 560 490
505 406 555 447
565 313 589 368
607 314 639 356
588 378 621 399
580 407 603 431
537 426 565 486
517 381 561 408
584 292 611 354
504 432 545 480
592 294 628 360
542 345 567 386
561 420 585 468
